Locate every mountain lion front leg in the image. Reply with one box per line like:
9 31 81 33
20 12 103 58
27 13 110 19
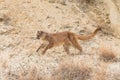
42 42 53 55
36 44 46 52
36 45 41 52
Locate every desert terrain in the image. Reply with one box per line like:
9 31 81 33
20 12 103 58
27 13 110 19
0 0 120 80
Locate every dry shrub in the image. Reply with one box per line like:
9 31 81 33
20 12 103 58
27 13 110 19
0 14 11 25
19 67 44 80
47 0 66 5
2 60 8 69
92 62 108 80
4 66 45 80
99 45 117 62
51 58 92 80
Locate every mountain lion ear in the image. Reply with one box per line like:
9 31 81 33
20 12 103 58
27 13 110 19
37 31 42 34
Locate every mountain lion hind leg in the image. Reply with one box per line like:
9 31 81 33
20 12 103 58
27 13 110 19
68 33 82 54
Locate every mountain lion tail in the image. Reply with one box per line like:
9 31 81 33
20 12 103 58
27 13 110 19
76 27 101 40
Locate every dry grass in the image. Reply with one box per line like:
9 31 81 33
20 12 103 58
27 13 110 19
51 58 92 80
0 14 11 25
92 62 108 80
4 66 45 80
19 67 43 80
2 60 8 69
99 45 117 62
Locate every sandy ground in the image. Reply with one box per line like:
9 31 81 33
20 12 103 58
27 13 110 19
0 0 120 80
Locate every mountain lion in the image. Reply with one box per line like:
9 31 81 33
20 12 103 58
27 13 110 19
36 27 101 55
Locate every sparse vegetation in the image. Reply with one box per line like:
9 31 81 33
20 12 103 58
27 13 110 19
0 0 120 80
18 67 44 80
0 14 11 25
51 59 92 80
4 67 45 80
99 45 117 62
92 62 108 80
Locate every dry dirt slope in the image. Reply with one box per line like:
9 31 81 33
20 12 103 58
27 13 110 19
0 0 120 80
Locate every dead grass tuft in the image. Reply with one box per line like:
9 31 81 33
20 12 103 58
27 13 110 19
51 59 92 80
2 60 8 69
99 45 117 62
4 66 45 80
92 62 108 80
19 66 44 80
0 14 11 25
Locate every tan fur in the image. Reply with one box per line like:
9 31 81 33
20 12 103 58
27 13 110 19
36 27 101 55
